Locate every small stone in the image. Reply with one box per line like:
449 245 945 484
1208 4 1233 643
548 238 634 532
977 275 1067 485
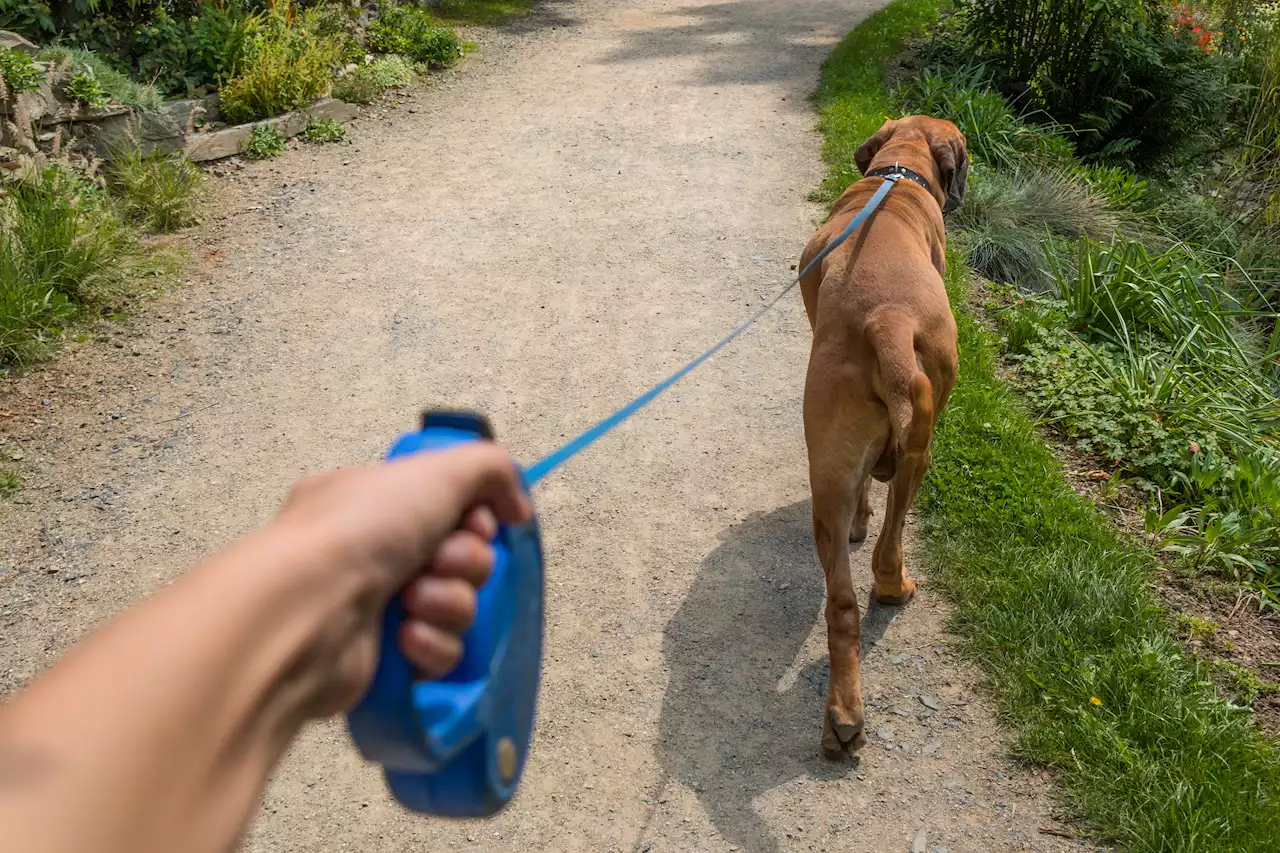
876 726 895 742
922 741 941 757
920 695 941 711
890 653 906 665
910 829 927 853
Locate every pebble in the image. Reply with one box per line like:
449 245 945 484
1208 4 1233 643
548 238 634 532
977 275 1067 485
923 741 942 757
920 695 942 711
876 726 895 742
910 829 927 853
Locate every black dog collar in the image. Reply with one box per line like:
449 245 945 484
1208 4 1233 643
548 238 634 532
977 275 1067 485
865 164 933 196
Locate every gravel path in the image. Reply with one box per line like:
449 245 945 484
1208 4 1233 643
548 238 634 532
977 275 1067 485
0 1 1097 850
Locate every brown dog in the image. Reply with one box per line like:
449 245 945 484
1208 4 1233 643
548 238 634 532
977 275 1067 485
797 116 966 758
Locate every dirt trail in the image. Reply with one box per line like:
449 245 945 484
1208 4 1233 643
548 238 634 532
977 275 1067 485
1 1 1096 851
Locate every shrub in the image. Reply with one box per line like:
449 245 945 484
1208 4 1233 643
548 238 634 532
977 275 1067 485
132 3 263 97
955 0 1241 168
38 47 163 112
331 71 380 104
0 166 137 367
304 117 346 143
64 71 109 108
950 166 1122 289
218 4 342 124
331 55 414 104
242 123 286 159
367 4 461 68
107 149 203 232
0 45 42 95
218 3 341 123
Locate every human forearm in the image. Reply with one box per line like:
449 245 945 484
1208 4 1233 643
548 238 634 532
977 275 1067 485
0 524 362 853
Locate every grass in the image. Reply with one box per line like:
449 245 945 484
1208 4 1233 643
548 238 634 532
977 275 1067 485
107 149 203 233
0 167 140 368
0 468 18 496
37 47 164 113
433 0 533 26
810 0 948 204
816 2 1280 849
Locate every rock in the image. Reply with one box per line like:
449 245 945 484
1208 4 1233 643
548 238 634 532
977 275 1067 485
162 99 209 135
184 98 357 162
922 741 941 757
0 30 38 55
876 726 895 742
910 829 927 853
920 694 941 711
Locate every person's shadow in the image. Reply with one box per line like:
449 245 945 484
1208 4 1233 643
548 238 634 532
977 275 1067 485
651 500 901 853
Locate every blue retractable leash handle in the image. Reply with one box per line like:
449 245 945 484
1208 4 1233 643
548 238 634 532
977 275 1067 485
345 174 901 818
346 410 544 818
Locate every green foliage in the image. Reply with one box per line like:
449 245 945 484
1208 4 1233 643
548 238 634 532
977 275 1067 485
951 0 1242 168
0 467 19 496
132 3 263 97
107 149 203 232
331 54 413 104
242 123 286 159
367 4 461 68
1078 164 1148 211
819 6 1280 847
0 45 41 94
894 67 1072 170
38 47 163 112
0 166 137 367
64 70 109 107
304 116 345 143
218 4 341 124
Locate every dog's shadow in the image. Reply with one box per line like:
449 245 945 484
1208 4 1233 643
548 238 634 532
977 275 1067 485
650 500 901 853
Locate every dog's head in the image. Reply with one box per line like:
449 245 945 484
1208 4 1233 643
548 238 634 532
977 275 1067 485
854 116 969 213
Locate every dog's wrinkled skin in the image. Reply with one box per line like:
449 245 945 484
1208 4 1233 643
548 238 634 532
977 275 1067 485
798 116 965 759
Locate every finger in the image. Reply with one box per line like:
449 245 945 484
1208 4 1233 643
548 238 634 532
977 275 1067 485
403 577 478 632
428 531 494 588
462 506 498 540
399 620 464 677
388 443 532 527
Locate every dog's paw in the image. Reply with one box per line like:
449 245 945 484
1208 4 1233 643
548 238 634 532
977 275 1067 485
873 576 918 605
821 707 867 759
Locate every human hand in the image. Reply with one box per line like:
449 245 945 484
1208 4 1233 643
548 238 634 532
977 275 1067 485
266 442 532 717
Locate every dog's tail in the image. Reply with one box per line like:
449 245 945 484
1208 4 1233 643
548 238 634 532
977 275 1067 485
868 316 934 475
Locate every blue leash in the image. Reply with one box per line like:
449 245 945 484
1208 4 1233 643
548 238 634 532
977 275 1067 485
524 174 900 485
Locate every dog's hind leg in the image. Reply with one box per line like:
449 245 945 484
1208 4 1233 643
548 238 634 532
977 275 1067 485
804 358 884 758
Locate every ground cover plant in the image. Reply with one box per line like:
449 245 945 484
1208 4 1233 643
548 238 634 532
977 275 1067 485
815 0 1280 847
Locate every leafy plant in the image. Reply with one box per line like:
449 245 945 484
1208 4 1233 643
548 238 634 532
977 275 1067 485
304 116 346 143
0 45 41 94
64 70 109 108
38 46 162 112
366 4 461 68
0 467 19 495
331 54 413 103
218 3 342 123
242 123 286 159
132 3 262 97
107 148 203 232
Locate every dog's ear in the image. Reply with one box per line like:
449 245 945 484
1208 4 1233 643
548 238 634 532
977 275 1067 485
855 119 897 176
932 130 969 213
